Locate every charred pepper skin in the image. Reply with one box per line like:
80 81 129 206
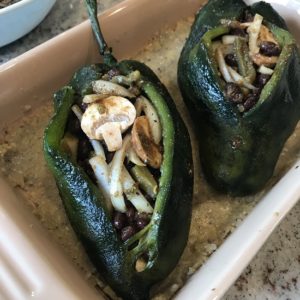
44 21 193 300
178 0 300 196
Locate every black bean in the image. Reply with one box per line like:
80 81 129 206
255 74 271 89
229 28 246 37
225 83 244 103
259 41 281 57
225 54 238 67
135 213 150 230
243 94 259 111
126 207 136 223
136 219 149 230
113 212 127 230
78 102 88 111
121 226 136 241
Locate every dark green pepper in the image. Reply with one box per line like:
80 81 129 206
43 1 193 299
178 0 300 195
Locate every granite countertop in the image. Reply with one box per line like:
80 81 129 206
224 202 300 300
0 0 123 64
0 0 299 299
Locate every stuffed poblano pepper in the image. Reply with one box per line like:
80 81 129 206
43 1 193 299
178 0 300 195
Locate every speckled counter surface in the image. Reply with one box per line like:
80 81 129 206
0 0 123 64
224 202 300 300
0 1 299 299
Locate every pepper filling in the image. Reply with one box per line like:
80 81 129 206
63 69 162 244
213 10 281 112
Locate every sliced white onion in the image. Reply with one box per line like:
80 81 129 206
258 65 274 75
128 70 141 82
222 35 237 45
220 19 252 29
90 139 105 158
135 96 162 144
109 134 131 212
227 67 257 90
247 14 263 57
111 70 141 86
71 105 84 121
111 75 131 86
83 94 107 104
126 146 146 166
92 80 135 99
122 167 153 214
216 47 233 83
89 156 111 209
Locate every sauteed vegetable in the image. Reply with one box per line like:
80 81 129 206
178 0 300 195
44 1 193 299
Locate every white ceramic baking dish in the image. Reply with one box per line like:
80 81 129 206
0 0 300 299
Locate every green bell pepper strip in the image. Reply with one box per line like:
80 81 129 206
178 0 300 196
234 37 256 83
44 1 193 299
130 165 158 199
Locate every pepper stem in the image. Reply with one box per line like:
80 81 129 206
84 0 117 66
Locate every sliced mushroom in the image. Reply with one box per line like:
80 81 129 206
131 116 162 169
126 145 146 166
259 25 278 45
81 96 136 152
135 96 162 144
92 80 135 99
251 53 278 67
98 122 123 153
